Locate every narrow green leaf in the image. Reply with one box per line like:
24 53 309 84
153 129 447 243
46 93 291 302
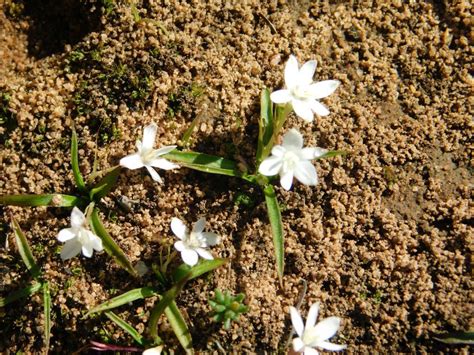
0 282 43 307
86 287 159 316
165 301 194 354
150 259 226 342
89 208 137 277
180 116 200 148
263 185 284 285
11 217 41 280
104 311 146 346
163 150 256 183
172 258 228 283
89 167 121 201
149 278 187 342
256 88 273 164
71 129 86 191
43 281 51 351
317 150 348 159
434 331 474 345
0 194 81 207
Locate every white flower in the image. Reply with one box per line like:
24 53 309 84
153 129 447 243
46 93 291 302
258 128 327 191
171 217 220 266
120 122 179 183
290 303 346 355
270 55 340 122
57 207 103 260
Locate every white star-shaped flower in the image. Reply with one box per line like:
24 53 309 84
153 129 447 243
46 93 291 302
258 128 327 191
270 55 340 122
120 122 179 183
171 217 220 266
57 207 103 260
291 303 346 355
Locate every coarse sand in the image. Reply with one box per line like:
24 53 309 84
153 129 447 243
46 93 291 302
0 0 472 353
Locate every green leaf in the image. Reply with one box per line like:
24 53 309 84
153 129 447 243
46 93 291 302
317 150 348 159
180 116 200 148
89 167 121 201
165 301 194 354
172 258 228 284
104 311 146 346
71 129 86 191
263 184 284 285
11 217 41 280
256 88 273 164
150 259 227 342
0 282 43 307
0 194 81 207
434 331 474 345
86 287 159 316
43 281 51 350
163 150 256 183
149 278 188 342
89 208 137 277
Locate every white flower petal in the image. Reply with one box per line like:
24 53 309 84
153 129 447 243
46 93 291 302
181 249 199 266
196 248 213 260
57 228 76 242
60 240 82 260
282 129 304 150
312 316 341 342
174 240 185 252
290 307 305 337
270 89 292 104
143 345 163 355
90 234 103 252
153 145 177 157
292 99 314 122
310 100 330 117
82 243 94 258
142 123 158 151
285 55 299 89
318 341 347 351
294 161 318 186
70 207 85 229
258 156 283 176
298 60 317 85
280 170 294 190
313 147 328 158
308 80 340 99
292 337 305 353
120 153 144 170
201 232 220 246
192 217 206 234
303 347 319 355
271 145 286 157
305 303 320 329
145 166 163 182
149 158 179 170
171 218 187 239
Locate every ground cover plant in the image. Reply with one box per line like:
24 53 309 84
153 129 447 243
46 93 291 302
0 0 472 353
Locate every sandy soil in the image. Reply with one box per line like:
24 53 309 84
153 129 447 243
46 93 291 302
0 0 473 353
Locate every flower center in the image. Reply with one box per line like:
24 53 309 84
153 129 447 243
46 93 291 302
283 151 301 171
301 326 321 346
292 84 312 100
141 148 156 164
186 232 204 249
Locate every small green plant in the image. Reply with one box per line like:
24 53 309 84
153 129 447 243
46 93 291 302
209 289 248 329
0 217 51 350
0 129 135 276
86 254 227 353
